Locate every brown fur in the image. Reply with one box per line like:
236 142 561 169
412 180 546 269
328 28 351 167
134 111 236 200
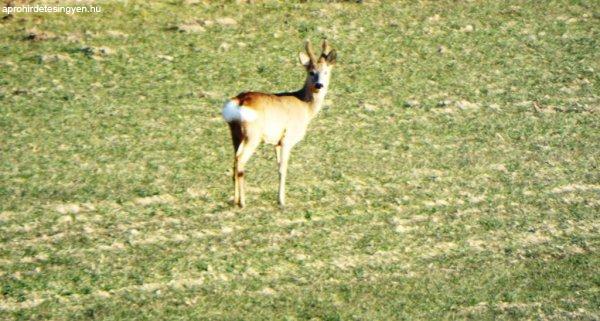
225 40 336 208
227 121 243 151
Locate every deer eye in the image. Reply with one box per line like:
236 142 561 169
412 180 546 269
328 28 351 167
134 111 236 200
309 71 317 77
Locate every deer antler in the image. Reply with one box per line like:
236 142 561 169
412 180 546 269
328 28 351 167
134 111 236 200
321 39 331 56
305 40 317 64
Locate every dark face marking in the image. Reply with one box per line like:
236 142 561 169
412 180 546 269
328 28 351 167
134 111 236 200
307 62 332 91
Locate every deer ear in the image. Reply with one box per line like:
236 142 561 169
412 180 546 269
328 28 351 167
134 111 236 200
298 52 311 67
325 49 337 64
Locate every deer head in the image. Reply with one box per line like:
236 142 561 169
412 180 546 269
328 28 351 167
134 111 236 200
299 39 337 93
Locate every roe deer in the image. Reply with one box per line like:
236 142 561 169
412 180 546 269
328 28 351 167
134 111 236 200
222 39 337 207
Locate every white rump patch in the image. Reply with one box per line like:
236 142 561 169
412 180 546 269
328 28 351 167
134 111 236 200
222 100 241 122
222 100 258 122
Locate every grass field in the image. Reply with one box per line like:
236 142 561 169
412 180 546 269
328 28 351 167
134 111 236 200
1 0 599 319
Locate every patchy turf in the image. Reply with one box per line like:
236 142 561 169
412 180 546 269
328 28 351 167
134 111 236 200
1 0 599 320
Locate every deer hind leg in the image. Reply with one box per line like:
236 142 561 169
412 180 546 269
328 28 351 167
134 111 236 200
228 122 243 206
277 142 293 207
235 135 260 208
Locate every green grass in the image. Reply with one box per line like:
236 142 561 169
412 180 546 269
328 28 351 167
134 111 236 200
1 0 599 320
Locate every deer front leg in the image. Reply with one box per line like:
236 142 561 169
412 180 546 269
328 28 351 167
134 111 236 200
278 144 292 207
275 144 282 165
